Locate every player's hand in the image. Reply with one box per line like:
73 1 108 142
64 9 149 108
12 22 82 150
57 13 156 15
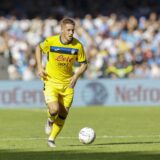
37 68 49 80
69 74 78 88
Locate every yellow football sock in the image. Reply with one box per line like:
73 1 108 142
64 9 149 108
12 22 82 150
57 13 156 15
47 110 57 122
49 115 66 141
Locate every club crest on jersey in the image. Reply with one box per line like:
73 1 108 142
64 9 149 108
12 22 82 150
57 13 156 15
71 49 76 54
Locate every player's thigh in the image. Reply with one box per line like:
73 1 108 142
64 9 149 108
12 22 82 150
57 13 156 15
58 103 69 117
43 82 59 112
47 101 59 113
60 87 74 108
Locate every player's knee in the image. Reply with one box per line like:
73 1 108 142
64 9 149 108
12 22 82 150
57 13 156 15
64 112 68 118
59 108 69 117
56 114 66 126
48 104 59 115
50 107 58 115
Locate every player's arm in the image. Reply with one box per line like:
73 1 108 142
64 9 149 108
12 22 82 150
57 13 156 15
69 62 88 88
35 45 48 79
69 42 87 88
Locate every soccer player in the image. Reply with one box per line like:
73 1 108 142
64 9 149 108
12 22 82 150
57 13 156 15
35 17 88 147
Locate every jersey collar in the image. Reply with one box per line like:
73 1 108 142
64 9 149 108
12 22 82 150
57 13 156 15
60 35 73 45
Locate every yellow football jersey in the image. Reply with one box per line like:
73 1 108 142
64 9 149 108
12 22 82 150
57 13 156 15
39 35 87 84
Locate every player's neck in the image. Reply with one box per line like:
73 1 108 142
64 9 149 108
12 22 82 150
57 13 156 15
60 35 72 45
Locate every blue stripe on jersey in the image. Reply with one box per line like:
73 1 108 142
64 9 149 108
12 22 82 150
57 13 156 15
50 46 78 55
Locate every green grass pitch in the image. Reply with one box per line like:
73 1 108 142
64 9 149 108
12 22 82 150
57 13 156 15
1 107 160 160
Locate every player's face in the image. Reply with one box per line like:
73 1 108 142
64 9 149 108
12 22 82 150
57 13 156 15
62 23 75 43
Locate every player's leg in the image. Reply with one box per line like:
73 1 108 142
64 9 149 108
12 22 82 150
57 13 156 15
45 102 59 135
47 101 60 147
43 82 59 135
49 103 69 142
49 87 74 145
47 101 59 121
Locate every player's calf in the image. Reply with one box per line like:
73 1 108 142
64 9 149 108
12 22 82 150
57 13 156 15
45 118 54 135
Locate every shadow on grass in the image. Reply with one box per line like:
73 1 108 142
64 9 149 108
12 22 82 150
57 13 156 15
95 141 160 146
69 141 160 147
0 150 160 160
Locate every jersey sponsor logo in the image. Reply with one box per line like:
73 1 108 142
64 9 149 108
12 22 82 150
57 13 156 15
50 46 78 55
55 55 73 62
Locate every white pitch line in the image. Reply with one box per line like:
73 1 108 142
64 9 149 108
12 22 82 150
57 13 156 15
0 135 160 141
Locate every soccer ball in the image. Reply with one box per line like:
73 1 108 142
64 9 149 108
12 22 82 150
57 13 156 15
78 127 96 144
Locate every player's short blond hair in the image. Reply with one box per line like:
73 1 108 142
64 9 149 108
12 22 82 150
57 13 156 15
60 17 75 27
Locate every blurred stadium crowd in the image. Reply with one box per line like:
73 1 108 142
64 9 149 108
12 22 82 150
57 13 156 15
0 0 160 80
